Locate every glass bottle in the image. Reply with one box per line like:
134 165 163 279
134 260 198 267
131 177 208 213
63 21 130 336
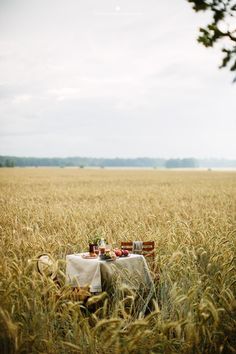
99 238 106 255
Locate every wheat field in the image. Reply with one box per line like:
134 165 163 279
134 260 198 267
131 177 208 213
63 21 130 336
0 168 235 353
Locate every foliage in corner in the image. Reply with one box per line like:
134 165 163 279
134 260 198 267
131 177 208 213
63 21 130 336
187 0 236 81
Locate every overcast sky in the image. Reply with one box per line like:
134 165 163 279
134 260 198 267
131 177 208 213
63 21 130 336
0 0 235 158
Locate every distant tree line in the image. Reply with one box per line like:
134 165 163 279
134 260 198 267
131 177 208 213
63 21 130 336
0 156 235 168
165 158 197 168
0 156 165 168
0 158 15 168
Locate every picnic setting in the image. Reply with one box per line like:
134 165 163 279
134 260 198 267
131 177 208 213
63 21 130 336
1 0 236 351
37 240 157 315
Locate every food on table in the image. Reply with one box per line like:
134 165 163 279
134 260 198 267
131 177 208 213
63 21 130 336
89 252 97 258
94 247 99 255
100 250 116 261
114 248 129 257
122 249 129 257
82 253 97 259
114 248 122 257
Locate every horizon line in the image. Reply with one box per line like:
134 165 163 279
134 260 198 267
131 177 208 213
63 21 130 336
0 155 236 161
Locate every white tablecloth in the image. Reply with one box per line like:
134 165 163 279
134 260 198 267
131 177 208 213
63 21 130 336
66 253 153 293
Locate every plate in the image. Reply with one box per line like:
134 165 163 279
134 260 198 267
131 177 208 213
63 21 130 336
82 253 98 259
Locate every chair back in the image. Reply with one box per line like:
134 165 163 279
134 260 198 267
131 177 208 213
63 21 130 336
121 241 155 260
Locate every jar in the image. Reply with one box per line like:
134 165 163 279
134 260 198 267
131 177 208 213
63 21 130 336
99 238 106 255
89 244 95 255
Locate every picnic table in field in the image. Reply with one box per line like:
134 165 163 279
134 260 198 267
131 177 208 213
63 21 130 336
66 253 155 313
66 253 153 292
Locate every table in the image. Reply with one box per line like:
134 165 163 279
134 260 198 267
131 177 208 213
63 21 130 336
66 253 154 293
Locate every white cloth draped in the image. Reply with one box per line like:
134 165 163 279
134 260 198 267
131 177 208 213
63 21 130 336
132 241 143 254
66 253 152 293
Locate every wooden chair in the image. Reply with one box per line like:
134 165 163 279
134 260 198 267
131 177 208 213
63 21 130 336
121 241 160 286
121 241 155 261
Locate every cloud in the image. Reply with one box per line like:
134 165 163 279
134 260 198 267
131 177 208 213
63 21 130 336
12 94 32 104
47 87 81 101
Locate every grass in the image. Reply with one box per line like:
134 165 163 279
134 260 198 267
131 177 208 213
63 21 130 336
0 168 235 353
